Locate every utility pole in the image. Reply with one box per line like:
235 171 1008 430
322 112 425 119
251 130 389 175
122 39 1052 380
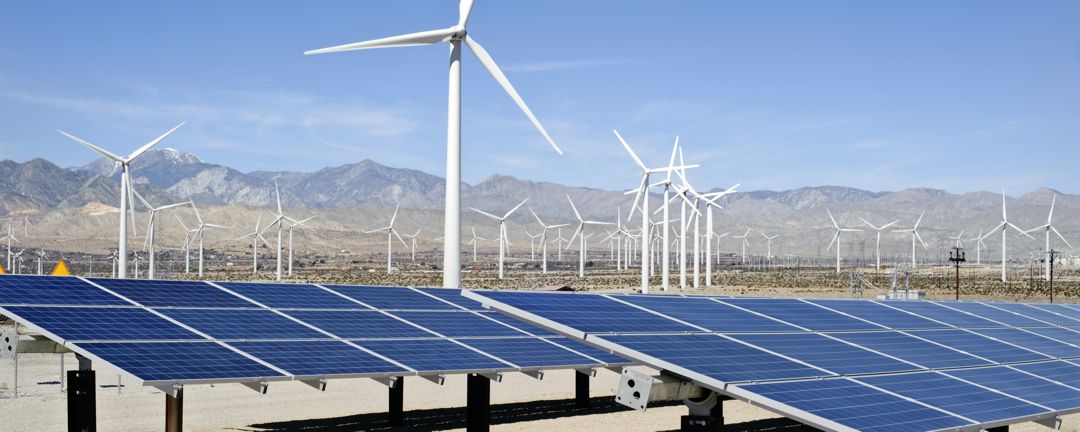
1047 249 1058 303
949 247 966 301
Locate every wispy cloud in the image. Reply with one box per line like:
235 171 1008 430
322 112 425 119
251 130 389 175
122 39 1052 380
504 59 631 73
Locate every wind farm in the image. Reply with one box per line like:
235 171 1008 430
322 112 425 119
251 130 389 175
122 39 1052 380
2 2 1079 432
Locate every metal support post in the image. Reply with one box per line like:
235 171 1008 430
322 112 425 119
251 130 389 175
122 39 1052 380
389 376 404 426
67 355 95 432
986 426 1008 432
165 387 184 432
575 370 590 408
466 373 491 432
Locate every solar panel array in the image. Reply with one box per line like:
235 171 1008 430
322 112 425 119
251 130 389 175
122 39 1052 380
466 290 1080 432
0 275 627 386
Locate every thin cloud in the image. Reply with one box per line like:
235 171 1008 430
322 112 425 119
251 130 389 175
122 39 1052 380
504 59 630 73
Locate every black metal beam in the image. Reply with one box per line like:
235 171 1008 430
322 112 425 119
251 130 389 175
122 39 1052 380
466 374 491 432
986 426 1009 432
389 377 404 427
575 370 590 408
67 369 96 432
165 388 183 432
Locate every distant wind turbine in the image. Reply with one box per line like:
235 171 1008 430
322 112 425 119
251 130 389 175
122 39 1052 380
186 202 227 278
981 190 1034 282
467 227 486 262
133 189 190 279
471 198 528 279
565 195 613 278
734 229 752 264
286 216 314 277
235 214 271 274
827 209 862 273
1024 195 1073 281
364 204 408 274
759 231 779 259
529 208 568 274
858 217 900 271
892 211 928 269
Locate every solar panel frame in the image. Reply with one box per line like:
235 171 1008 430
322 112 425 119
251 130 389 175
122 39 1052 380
854 371 1050 424
727 333 923 376
718 298 887 332
986 303 1080 327
944 364 1080 412
87 278 257 308
826 331 992 370
213 281 369 310
878 300 1005 328
611 295 802 333
1 306 205 342
0 275 130 306
935 301 1049 327
807 299 947 330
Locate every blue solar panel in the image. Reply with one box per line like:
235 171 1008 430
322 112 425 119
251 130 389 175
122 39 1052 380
546 338 629 365
986 302 1080 326
739 378 972 432
945 365 1080 411
156 309 327 340
214 282 366 310
281 310 430 339
76 342 282 382
857 372 1047 423
229 341 408 376
2 306 200 341
0 275 128 306
615 296 799 332
828 331 990 369
969 328 1080 358
88 278 255 308
880 301 1004 328
603 334 827 382
808 300 944 330
1028 304 1080 323
1013 360 1080 390
357 338 512 372
1022 327 1080 347
458 338 598 368
473 291 699 334
483 312 560 336
390 311 525 337
907 330 1050 363
937 302 1047 327
729 333 920 376
416 288 485 310
323 285 459 310
720 298 884 331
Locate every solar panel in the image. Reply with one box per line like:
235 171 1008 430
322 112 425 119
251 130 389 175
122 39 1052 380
75 342 283 383
457 337 600 368
937 302 1047 327
280 310 431 339
88 278 255 308
969 328 1080 358
546 338 629 365
417 288 485 310
603 333 828 382
356 338 512 373
827 331 991 369
228 341 409 377
1012 360 1080 390
945 365 1080 411
855 372 1048 423
389 311 526 337
985 302 1080 327
728 333 921 376
1028 303 1080 323
214 282 366 310
156 309 328 340
4 306 201 341
807 299 945 330
614 295 800 332
1022 326 1080 347
720 298 884 331
880 301 1004 328
323 285 459 310
0 275 129 306
737 378 973 432
472 291 700 334
906 329 1050 363
483 312 560 336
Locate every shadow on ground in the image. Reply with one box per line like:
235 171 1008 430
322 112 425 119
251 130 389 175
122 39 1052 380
658 416 817 432
240 396 683 431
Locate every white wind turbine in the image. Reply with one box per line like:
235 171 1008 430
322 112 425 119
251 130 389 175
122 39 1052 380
286 216 314 277
471 199 528 279
523 230 541 261
235 214 271 274
713 232 730 266
35 250 47 275
529 208 568 273
3 223 19 272
759 231 779 259
133 189 190 279
565 195 613 278
699 184 738 286
733 229 752 264
364 205 408 274
981 191 1034 282
892 211 929 269
306 0 563 289
59 123 185 278
186 203 227 278
858 217 900 271
948 231 965 248
968 229 986 266
401 230 422 262
1024 195 1073 281
175 215 198 274
827 209 863 273
467 227 486 262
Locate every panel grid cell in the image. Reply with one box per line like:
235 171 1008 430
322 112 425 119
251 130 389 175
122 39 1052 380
0 275 128 306
970 328 1080 358
880 301 1004 328
3 306 202 341
616 295 800 332
416 288 484 310
907 329 1050 364
457 338 597 368
828 331 991 369
720 298 884 331
281 310 432 339
857 372 1048 423
729 333 920 376
809 300 945 330
937 302 1048 327
390 311 526 337
75 341 283 382
156 309 329 340
215 282 367 310
229 341 408 376
356 338 513 372
986 303 1080 326
324 285 460 310
946 365 1080 411
88 278 255 308
474 291 699 334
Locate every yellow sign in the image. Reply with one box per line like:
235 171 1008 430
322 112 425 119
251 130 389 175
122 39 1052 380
50 259 71 276
0 263 5 274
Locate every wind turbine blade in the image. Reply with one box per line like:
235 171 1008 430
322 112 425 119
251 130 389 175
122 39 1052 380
127 122 185 161
458 0 474 27
389 204 400 227
882 219 900 230
204 223 228 229
463 35 562 155
503 198 529 219
58 130 123 161
566 195 583 222
858 217 877 230
826 208 838 229
1001 189 1008 220
273 181 283 216
913 211 925 229
612 130 647 170
174 215 190 231
305 27 456 55
665 136 679 182
131 188 152 210
915 231 928 249
157 202 190 211
1008 222 1035 239
627 175 647 221
827 231 838 252
393 230 408 248
294 216 315 226
470 208 501 220
1048 194 1056 224
1051 226 1073 249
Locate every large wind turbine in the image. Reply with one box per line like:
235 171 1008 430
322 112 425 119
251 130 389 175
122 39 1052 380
186 203 227 278
892 211 928 269
235 214 270 274
3 223 19 272
365 205 408 274
827 209 862 273
286 216 314 277
401 230 422 262
700 185 738 286
59 122 184 278
565 196 613 278
529 208 568 274
982 191 1033 282
759 231 779 259
306 0 563 289
471 199 528 279
133 189 189 279
1025 195 1073 281
858 217 900 271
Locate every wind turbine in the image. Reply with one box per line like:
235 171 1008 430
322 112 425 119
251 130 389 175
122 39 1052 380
175 215 197 274
892 211 928 269
968 229 986 266
529 208 568 274
306 0 563 289
827 209 863 273
3 223 19 272
58 122 185 278
565 195 613 278
467 227 486 262
471 198 528 279
186 203 227 278
1024 195 1073 281
35 250 47 275
286 216 314 277
523 230 541 261
235 214 271 274
133 189 189 279
981 192 1034 282
364 205 408 274
858 217 900 271
759 231 779 259
733 229 752 264
700 184 738 286
948 231 965 248
401 229 422 262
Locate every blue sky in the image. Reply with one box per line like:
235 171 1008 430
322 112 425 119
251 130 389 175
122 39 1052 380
1 1 1078 194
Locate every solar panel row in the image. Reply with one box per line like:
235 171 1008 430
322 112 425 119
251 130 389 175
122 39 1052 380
0 275 628 386
466 290 1080 432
